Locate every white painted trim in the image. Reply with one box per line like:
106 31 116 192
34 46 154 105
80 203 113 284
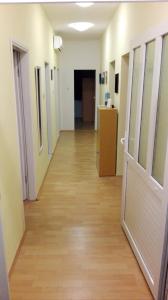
13 50 28 200
124 50 134 154
134 44 146 161
163 141 168 194
0 207 10 300
121 50 133 222
121 158 128 222
146 36 162 177
45 62 53 156
158 208 168 300
35 66 44 154
11 39 28 53
158 139 168 299
54 67 61 136
11 40 36 200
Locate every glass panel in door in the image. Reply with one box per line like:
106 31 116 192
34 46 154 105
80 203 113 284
152 34 168 186
128 47 141 157
138 40 155 168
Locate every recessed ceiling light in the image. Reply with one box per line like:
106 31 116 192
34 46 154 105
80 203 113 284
68 22 94 32
76 2 94 7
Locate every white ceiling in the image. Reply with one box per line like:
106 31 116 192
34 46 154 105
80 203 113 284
42 3 118 39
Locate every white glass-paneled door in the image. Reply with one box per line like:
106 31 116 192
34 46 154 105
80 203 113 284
45 62 52 157
121 24 168 299
13 49 29 200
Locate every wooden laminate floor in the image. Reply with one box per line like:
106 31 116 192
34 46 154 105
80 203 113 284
10 131 153 300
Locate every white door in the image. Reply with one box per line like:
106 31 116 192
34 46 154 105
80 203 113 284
0 208 10 300
54 67 60 135
122 24 168 299
13 50 28 200
45 63 52 157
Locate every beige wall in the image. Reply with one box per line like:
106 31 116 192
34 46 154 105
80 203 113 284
0 4 58 271
101 2 168 175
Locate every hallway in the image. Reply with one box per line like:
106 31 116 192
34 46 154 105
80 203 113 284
10 131 153 300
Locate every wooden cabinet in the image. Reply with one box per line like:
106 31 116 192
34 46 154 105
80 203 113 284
96 107 118 176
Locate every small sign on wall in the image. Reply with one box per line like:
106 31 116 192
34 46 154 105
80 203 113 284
99 71 108 85
101 72 105 84
99 73 102 84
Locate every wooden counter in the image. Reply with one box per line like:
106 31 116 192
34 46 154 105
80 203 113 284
96 106 118 176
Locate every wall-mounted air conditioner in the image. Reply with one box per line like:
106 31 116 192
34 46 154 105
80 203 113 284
53 35 63 51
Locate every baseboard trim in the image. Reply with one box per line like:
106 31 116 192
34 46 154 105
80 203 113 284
60 130 74 132
9 229 26 278
36 133 60 200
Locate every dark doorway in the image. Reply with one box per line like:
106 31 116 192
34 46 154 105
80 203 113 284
74 70 96 130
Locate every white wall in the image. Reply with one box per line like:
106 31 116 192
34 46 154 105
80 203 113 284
0 4 58 271
101 2 168 175
59 39 100 130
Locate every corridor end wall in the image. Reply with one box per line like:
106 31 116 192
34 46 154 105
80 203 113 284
59 39 100 130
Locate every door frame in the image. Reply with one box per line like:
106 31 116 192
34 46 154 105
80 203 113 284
121 21 168 298
11 40 36 200
0 208 10 300
73 69 97 130
109 60 115 106
54 66 60 136
117 53 129 175
45 62 52 157
158 211 168 300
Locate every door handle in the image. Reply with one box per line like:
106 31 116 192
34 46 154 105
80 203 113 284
120 137 125 145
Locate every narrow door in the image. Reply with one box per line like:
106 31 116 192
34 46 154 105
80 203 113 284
82 77 95 123
45 63 52 156
122 30 168 299
13 50 28 200
54 67 60 135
